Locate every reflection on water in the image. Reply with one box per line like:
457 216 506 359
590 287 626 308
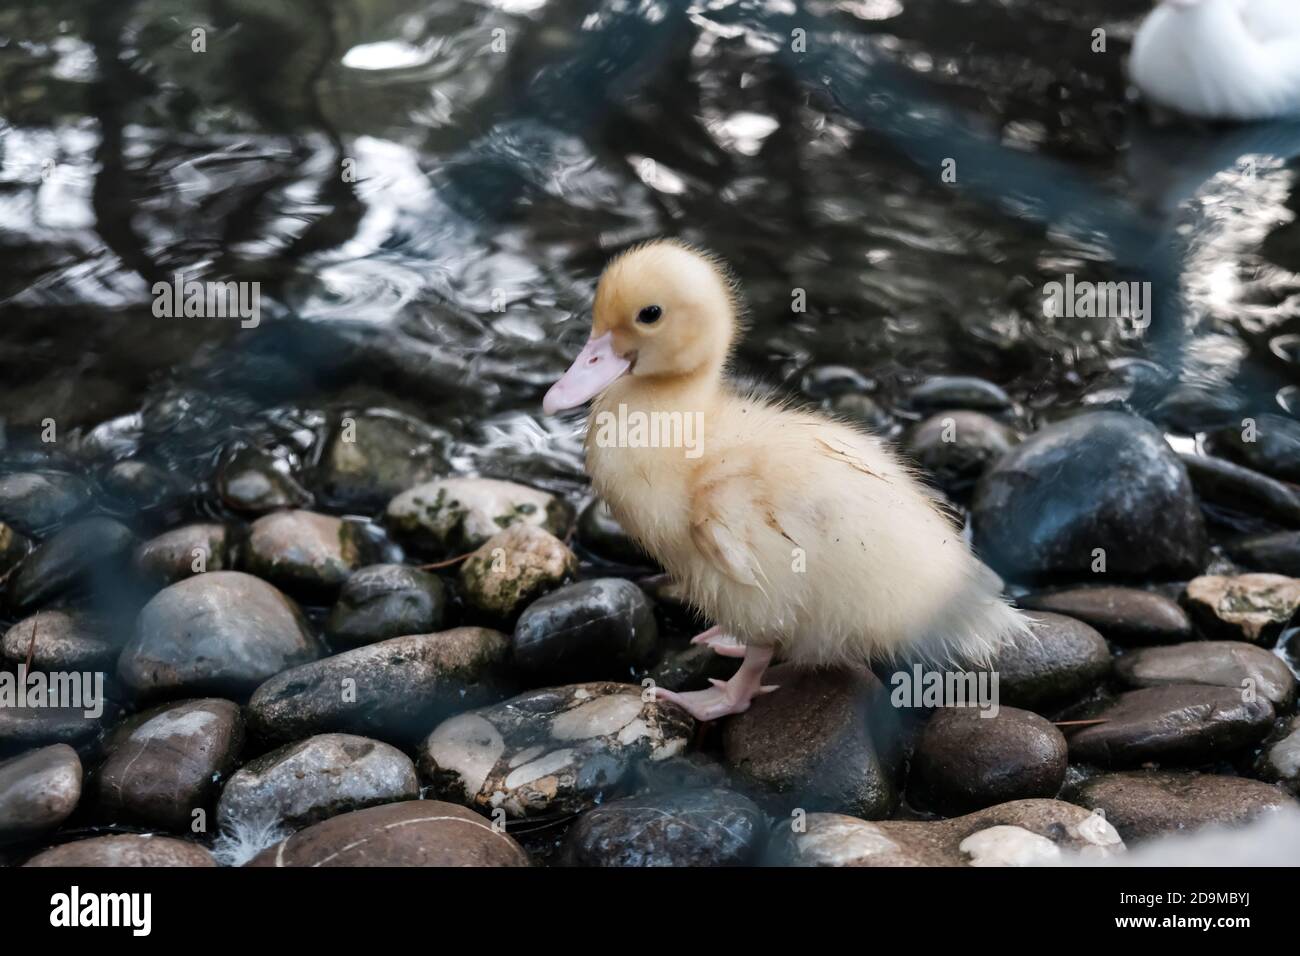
1 0 1298 489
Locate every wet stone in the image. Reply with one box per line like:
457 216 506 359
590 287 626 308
1065 684 1274 767
1070 771 1295 842
769 799 1123 866
420 682 693 819
118 571 322 700
247 628 511 747
908 375 1013 415
907 707 1067 815
1115 641 1296 711
8 517 136 612
648 642 740 694
216 446 312 515
722 665 901 819
325 563 448 648
906 411 1018 495
990 611 1110 714
460 523 577 619
1207 414 1300 484
801 365 874 399
0 704 114 758
1183 574 1300 645
1255 715 1300 794
315 408 450 511
244 509 368 596
512 578 658 682
1224 530 1300 577
1181 454 1300 528
24 834 216 867
386 476 572 555
561 787 767 867
972 412 1207 582
829 393 892 433
1 610 119 672
133 523 234 586
94 698 244 831
1018 587 1192 646
0 744 82 846
247 799 529 867
0 471 91 535
217 733 418 833
101 459 187 516
576 499 648 565
0 521 29 575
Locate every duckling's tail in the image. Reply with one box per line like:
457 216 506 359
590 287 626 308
909 567 1035 670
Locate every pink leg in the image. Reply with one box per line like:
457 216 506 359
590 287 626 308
689 625 747 658
654 645 778 721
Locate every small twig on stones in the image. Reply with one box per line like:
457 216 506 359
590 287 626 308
417 552 473 570
25 616 38 671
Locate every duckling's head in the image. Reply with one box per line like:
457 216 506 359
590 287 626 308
543 240 740 413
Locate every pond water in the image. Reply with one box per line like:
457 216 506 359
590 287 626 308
3 0 1298 499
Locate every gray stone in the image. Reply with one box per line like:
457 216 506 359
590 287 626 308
577 499 649 565
0 471 91 535
247 628 510 746
1 610 118 672
216 447 312 515
991 611 1111 713
8 517 136 611
1066 684 1274 767
386 476 571 554
94 698 244 830
0 744 81 846
421 682 693 819
1071 771 1295 842
1115 641 1296 711
315 409 449 511
244 510 368 596
1018 587 1192 646
907 707 1067 815
133 523 234 586
1225 531 1300 577
512 578 658 682
325 564 448 648
972 412 1207 581
907 411 1017 494
1181 453 1300 527
769 799 1123 866
561 787 766 866
24 834 216 867
217 733 418 832
247 799 529 867
118 572 322 700
909 376 1013 414
722 665 901 819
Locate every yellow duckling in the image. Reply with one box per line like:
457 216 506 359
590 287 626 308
544 240 1029 720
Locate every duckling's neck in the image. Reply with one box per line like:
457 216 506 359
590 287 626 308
597 363 725 416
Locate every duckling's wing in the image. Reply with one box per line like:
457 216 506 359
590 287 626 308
689 476 772 591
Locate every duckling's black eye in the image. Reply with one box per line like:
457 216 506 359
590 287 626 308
636 305 662 325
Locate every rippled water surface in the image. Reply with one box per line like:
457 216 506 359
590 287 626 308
3 0 1300 490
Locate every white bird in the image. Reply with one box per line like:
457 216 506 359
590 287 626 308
542 241 1030 721
1130 0 1300 122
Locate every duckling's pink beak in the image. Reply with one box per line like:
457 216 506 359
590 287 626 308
543 332 631 414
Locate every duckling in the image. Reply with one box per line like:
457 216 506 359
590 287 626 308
1130 0 1300 122
543 240 1030 720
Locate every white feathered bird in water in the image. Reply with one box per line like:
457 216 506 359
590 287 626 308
542 240 1031 721
1130 0 1300 121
